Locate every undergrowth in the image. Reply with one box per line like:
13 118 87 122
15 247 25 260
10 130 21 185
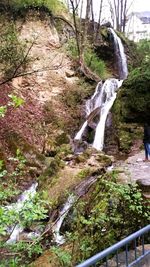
0 22 27 79
0 0 66 16
66 38 107 79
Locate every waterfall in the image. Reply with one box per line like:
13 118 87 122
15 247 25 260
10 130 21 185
52 176 98 244
74 28 128 151
93 79 122 150
109 28 128 79
52 194 77 245
6 183 38 244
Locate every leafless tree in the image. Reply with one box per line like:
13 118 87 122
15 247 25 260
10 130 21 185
95 0 104 41
69 0 81 59
69 0 92 62
108 0 135 32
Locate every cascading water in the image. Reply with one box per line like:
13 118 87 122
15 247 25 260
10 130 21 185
109 28 128 80
93 79 123 150
52 175 98 244
74 28 128 151
6 183 38 244
52 194 77 245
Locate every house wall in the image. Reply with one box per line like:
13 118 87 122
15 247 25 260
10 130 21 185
125 13 150 42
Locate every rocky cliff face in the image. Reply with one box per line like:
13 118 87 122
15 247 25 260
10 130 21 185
0 10 92 186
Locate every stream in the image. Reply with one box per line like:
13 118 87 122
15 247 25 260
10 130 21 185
5 28 128 246
6 183 38 244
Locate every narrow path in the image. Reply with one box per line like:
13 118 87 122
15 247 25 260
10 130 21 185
115 150 150 183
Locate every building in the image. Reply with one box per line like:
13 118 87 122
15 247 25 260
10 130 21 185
125 11 150 42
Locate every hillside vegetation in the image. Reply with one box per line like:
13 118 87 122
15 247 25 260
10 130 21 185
0 2 149 266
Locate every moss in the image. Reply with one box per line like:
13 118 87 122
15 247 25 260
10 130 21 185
100 27 109 39
95 154 112 165
38 155 64 183
5 131 45 167
56 144 72 159
55 132 70 146
0 0 67 17
75 153 88 164
113 59 150 124
75 168 93 180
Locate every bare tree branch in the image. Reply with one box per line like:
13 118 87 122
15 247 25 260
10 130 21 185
53 15 75 31
0 56 64 86
12 38 37 79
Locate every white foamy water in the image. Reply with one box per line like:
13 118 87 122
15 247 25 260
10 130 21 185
52 194 76 244
6 183 38 244
74 28 128 151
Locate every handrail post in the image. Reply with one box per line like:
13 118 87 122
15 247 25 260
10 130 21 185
76 225 150 267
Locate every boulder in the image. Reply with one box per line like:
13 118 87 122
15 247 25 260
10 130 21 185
136 178 150 193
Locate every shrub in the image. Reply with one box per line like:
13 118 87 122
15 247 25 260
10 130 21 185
84 48 106 78
67 172 150 264
65 38 78 59
3 0 66 16
0 22 27 79
66 38 107 79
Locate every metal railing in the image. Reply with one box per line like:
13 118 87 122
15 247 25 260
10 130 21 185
76 225 150 267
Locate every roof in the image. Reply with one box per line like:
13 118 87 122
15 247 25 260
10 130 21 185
135 11 150 24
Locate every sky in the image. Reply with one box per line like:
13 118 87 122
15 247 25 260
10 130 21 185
92 0 150 22
64 0 150 23
132 0 150 12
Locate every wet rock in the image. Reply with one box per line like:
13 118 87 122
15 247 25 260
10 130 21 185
73 140 88 154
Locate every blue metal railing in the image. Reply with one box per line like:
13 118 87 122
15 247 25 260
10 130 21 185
76 225 150 267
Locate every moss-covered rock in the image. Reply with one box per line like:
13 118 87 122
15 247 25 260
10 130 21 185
5 131 45 168
113 61 150 124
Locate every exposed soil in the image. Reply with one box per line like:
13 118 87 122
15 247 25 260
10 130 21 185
0 12 81 190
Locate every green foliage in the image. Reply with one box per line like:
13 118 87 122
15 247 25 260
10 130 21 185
84 48 106 78
5 0 66 16
0 257 24 267
0 240 43 266
0 95 24 119
0 149 27 206
67 172 149 264
0 106 7 117
113 39 150 124
12 240 43 258
137 40 150 63
0 149 48 237
66 38 78 59
66 38 107 79
0 22 27 79
113 48 150 124
19 195 49 227
8 94 25 108
0 191 48 236
51 246 72 267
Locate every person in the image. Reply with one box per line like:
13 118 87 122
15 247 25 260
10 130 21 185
143 124 150 161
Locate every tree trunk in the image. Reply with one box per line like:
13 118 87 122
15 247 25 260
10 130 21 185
70 0 81 60
95 0 104 42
